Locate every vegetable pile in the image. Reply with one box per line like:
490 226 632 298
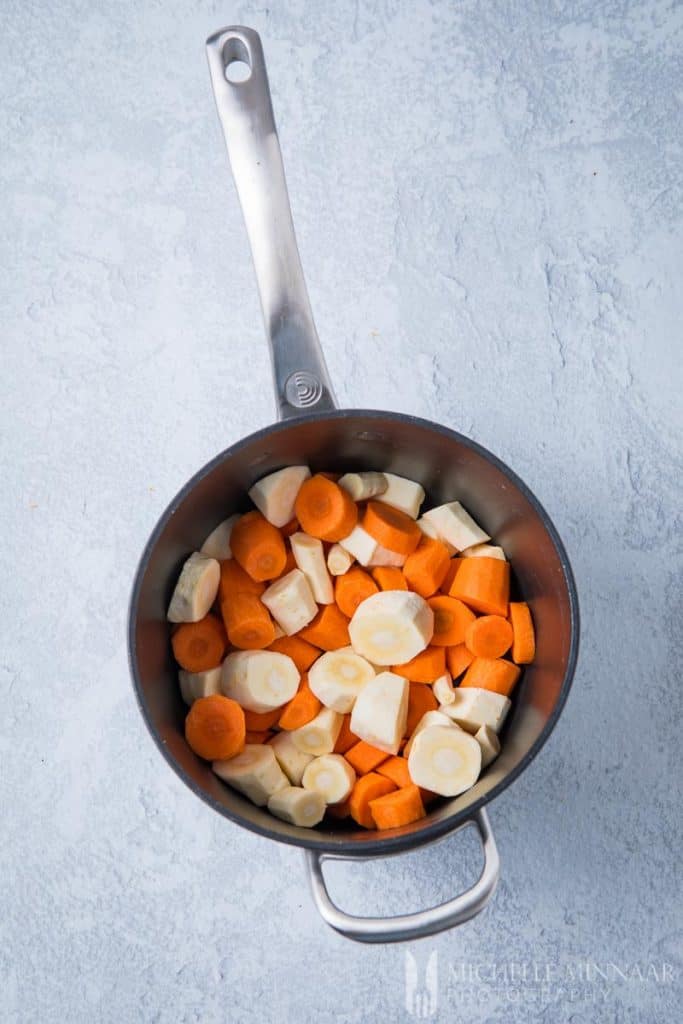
168 469 536 831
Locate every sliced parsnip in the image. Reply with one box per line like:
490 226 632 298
417 516 457 556
221 650 299 713
338 472 388 501
462 543 506 560
290 531 334 604
440 687 511 734
403 708 457 757
338 525 378 566
308 647 376 713
408 725 482 797
475 724 501 768
213 745 288 806
267 786 326 827
269 731 314 785
327 543 354 576
420 501 489 552
290 708 343 756
200 514 240 560
261 569 318 635
367 543 407 568
167 551 220 623
248 465 311 528
348 590 434 665
375 473 425 518
302 754 356 804
349 671 409 754
432 672 456 706
178 666 222 706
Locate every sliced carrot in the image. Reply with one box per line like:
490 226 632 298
393 646 446 683
461 656 520 697
267 635 321 672
427 595 476 646
278 548 297 578
298 604 350 650
220 591 275 650
446 643 475 679
406 681 439 734
334 566 378 618
230 511 287 581
326 799 351 819
294 474 358 542
245 729 273 744
349 773 397 829
369 784 425 830
465 615 513 659
440 557 463 594
403 538 451 597
334 714 359 754
281 518 299 537
243 707 281 731
171 615 227 672
277 676 321 730
185 695 245 761
450 557 510 617
345 741 390 775
509 602 536 664
377 755 412 788
371 566 409 591
218 558 264 603
362 501 421 556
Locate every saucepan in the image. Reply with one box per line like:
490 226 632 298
128 26 579 943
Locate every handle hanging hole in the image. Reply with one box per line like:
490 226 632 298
222 36 251 83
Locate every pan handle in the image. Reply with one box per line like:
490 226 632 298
206 27 337 421
304 808 499 943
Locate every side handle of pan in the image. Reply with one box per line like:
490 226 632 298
206 26 337 421
305 809 499 943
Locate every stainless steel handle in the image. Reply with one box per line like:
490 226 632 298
305 809 499 943
206 27 337 421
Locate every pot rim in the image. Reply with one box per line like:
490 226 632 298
128 409 580 856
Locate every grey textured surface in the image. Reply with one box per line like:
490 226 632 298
1 0 681 1021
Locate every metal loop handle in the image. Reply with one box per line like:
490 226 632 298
305 809 499 943
206 27 336 421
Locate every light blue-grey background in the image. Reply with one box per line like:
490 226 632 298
1 1 681 1021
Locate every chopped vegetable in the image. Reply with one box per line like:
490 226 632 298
185 695 245 761
460 656 520 697
369 784 426 829
349 773 397 829
465 615 513 659
334 566 378 618
294 474 358 542
509 602 536 664
231 511 287 581
362 501 422 556
450 556 510 617
171 614 226 672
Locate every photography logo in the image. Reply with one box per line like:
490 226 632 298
405 951 438 1018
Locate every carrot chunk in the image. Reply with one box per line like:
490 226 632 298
245 729 273 744
334 714 360 754
278 677 321 730
369 784 425 830
450 557 510 617
405 681 439 734
220 591 275 650
298 604 350 650
376 756 413 788
294 474 358 542
243 707 282 731
267 635 321 672
461 656 520 697
371 566 409 591
230 511 287 581
393 646 446 683
446 643 475 679
427 595 476 646
403 538 451 597
349 773 397 829
185 695 245 761
334 566 378 618
171 614 226 672
509 602 536 664
439 557 463 594
362 501 422 556
465 615 513 659
218 558 264 603
345 741 390 775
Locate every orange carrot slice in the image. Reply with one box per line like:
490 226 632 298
220 591 275 650
294 475 358 542
427 595 476 646
218 558 264 603
362 501 422 556
460 656 520 697
334 714 360 754
185 695 245 761
298 604 350 650
371 566 409 591
376 755 413 788
405 681 439 734
450 557 510 617
369 784 425 830
349 773 397 829
171 615 226 672
243 707 282 731
335 566 378 618
509 602 536 664
403 538 451 597
245 729 273 744
278 677 321 730
345 741 390 774
440 557 463 594
393 646 446 683
465 615 513 659
446 643 475 679
230 511 287 581
267 635 321 672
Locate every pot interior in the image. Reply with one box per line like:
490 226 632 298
130 411 578 854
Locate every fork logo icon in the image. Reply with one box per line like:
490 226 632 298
405 951 438 1018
